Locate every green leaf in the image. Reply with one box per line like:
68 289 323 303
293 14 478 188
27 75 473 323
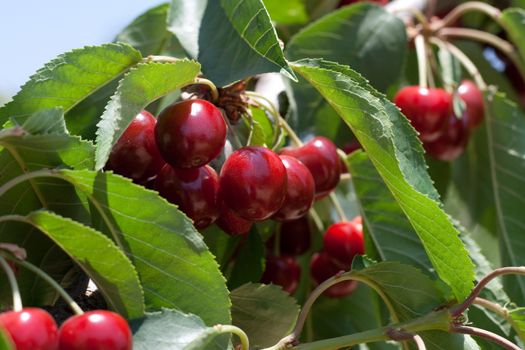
168 0 294 86
5 211 144 319
311 284 397 350
350 261 444 321
347 151 434 275
263 0 308 25
220 0 295 79
21 108 67 135
287 3 407 92
94 60 200 170
131 308 226 350
0 123 94 306
227 230 265 290
509 307 525 343
501 9 525 65
0 43 142 127
231 283 300 348
56 169 231 326
0 325 14 350
115 3 173 57
482 92 525 304
291 59 474 301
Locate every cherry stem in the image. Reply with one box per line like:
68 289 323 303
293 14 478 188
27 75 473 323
11 257 84 316
0 256 23 312
414 35 428 89
437 2 501 30
308 208 324 233
193 78 219 103
413 335 427 350
328 192 348 222
430 37 487 90
277 115 303 147
213 324 249 350
242 110 255 146
473 297 509 319
437 27 525 84
245 91 286 150
450 266 525 317
452 325 521 350
283 271 400 348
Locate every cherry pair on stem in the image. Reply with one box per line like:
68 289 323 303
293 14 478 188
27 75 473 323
0 255 132 350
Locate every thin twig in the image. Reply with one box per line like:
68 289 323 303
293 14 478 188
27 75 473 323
429 37 487 90
437 2 502 30
450 267 525 317
452 325 521 350
0 256 23 312
415 35 428 89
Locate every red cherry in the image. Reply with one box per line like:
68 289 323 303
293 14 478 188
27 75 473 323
267 217 311 256
155 99 226 169
58 311 131 350
394 86 452 142
323 221 364 267
156 164 220 229
352 215 363 232
260 256 301 294
216 204 253 236
106 111 165 183
280 137 341 199
0 308 58 350
310 252 358 298
279 217 312 256
273 156 315 222
424 114 470 161
219 146 287 221
458 80 484 129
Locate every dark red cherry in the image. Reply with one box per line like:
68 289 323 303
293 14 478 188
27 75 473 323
107 111 165 183
394 86 452 142
216 204 253 236
310 251 358 298
458 80 484 129
156 164 220 229
0 308 58 350
260 256 301 294
280 137 341 199
58 310 131 350
424 114 469 162
273 156 315 222
323 221 364 267
279 217 312 256
267 217 311 256
219 146 287 221
155 99 226 169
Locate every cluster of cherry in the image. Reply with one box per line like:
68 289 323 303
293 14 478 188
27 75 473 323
394 80 484 161
0 308 131 350
107 99 346 233
262 216 364 298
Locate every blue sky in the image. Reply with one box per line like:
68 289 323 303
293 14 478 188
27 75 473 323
0 1 166 101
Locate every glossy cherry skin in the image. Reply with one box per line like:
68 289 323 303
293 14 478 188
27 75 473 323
0 308 58 350
352 215 363 232
58 310 131 350
310 251 358 298
280 137 341 199
394 86 452 142
323 221 364 267
273 156 315 222
156 164 220 229
458 80 484 129
219 146 287 221
216 204 253 236
155 99 226 169
106 111 165 183
260 256 301 294
424 114 470 162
